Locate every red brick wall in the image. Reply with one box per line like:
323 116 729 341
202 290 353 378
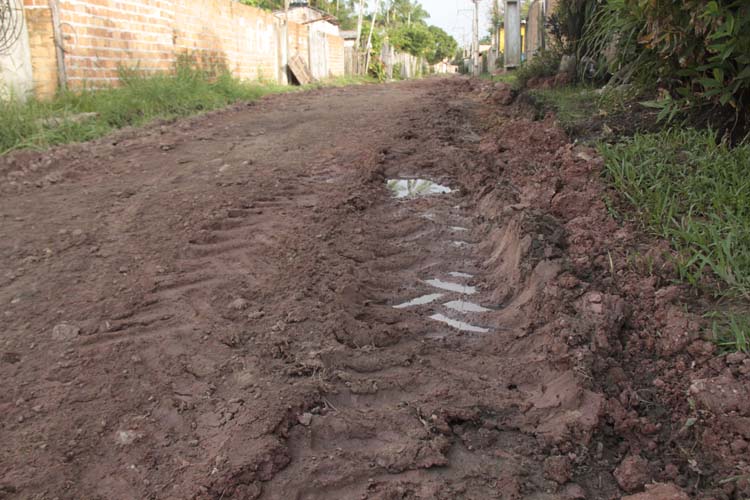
22 0 345 94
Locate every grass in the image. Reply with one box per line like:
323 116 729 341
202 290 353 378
709 312 750 353
600 128 750 300
528 86 598 131
0 61 374 155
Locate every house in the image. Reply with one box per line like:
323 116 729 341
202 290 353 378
274 2 344 81
275 3 340 36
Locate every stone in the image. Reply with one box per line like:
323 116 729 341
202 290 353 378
229 298 249 311
615 455 650 493
562 483 587 499
730 439 747 454
544 455 572 484
726 352 746 365
115 430 140 445
298 413 313 427
52 323 80 341
622 483 689 500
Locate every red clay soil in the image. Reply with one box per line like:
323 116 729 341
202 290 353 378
0 78 748 500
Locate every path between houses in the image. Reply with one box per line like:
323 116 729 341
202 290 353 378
0 78 713 499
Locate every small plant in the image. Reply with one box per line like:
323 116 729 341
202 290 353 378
513 49 563 90
710 312 750 353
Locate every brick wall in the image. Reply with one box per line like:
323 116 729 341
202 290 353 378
21 0 345 96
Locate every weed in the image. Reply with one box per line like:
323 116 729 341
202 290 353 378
709 312 750 353
513 49 563 90
600 129 750 298
528 86 597 132
0 59 373 155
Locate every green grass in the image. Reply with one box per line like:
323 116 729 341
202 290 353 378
600 129 750 298
481 72 518 86
529 86 598 131
710 312 750 353
0 62 373 155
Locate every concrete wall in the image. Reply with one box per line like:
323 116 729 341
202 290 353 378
0 0 34 99
13 0 345 98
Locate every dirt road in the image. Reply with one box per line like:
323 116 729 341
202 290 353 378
0 78 742 499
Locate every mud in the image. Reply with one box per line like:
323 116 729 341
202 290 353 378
0 77 746 499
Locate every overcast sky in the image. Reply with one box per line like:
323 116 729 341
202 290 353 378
420 0 493 48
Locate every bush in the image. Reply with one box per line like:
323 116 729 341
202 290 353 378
581 0 750 141
513 49 562 89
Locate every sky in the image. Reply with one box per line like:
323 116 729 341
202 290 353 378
420 0 493 48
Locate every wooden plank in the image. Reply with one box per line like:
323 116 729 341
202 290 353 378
289 55 314 85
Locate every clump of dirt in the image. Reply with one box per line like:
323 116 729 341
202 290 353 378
482 81 750 498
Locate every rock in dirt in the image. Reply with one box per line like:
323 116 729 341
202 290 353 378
726 352 747 365
690 373 750 415
297 413 313 427
229 298 250 311
52 323 80 341
544 455 572 484
115 430 141 446
621 483 689 500
562 483 587 499
615 455 650 493
657 307 699 356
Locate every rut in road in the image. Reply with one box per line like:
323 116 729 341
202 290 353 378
1 79 611 500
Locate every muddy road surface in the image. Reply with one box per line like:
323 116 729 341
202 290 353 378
0 79 742 499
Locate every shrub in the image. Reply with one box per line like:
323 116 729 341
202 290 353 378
581 0 750 141
513 49 562 89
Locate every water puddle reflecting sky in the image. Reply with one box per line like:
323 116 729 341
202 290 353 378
393 293 444 309
430 314 489 333
448 271 474 279
387 179 452 199
425 279 476 295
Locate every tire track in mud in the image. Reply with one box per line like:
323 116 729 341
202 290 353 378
257 83 608 499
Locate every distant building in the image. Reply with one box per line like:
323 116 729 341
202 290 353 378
340 30 358 49
275 4 340 36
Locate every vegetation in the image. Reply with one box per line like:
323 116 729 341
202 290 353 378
512 49 562 90
0 58 372 155
549 0 750 140
600 129 750 298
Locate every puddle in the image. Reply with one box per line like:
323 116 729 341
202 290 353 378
444 300 492 313
393 293 443 309
451 240 471 247
430 314 489 333
425 279 476 295
387 179 452 199
448 271 474 279
450 226 468 232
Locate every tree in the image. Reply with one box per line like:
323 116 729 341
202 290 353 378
388 23 433 57
426 26 457 64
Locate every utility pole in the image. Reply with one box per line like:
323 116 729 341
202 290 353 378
472 0 480 77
